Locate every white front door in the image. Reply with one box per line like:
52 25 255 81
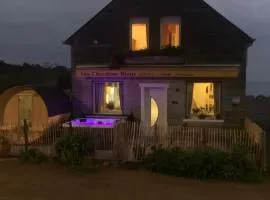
140 83 169 131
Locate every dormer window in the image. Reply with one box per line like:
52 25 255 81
160 17 181 48
130 18 149 51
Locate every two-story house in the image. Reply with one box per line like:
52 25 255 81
64 0 254 128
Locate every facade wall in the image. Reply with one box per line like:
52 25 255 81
222 78 245 126
72 76 94 115
73 75 244 126
67 1 252 128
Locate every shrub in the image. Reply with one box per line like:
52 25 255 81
143 147 263 182
20 148 48 164
0 136 11 158
55 134 95 165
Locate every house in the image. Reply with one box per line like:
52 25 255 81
64 0 254 128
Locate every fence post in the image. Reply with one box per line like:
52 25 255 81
68 121 73 135
202 128 207 150
261 131 267 171
23 119 29 152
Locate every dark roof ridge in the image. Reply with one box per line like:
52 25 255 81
63 0 116 45
199 0 254 45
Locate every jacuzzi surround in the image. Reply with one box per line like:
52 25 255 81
62 116 126 128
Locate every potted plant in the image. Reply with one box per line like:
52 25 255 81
198 114 207 120
0 136 11 158
192 108 201 115
216 113 221 120
106 101 115 111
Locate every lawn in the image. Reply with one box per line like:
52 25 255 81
0 160 269 200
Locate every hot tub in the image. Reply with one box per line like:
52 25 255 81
62 115 126 128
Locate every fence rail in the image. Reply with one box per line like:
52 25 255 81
0 121 266 168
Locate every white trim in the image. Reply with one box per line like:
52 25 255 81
139 83 170 89
140 83 169 128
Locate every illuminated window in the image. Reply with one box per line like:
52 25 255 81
130 18 148 51
95 82 122 114
187 82 220 120
161 17 180 48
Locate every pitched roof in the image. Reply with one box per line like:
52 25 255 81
64 0 116 45
200 0 254 44
63 0 254 46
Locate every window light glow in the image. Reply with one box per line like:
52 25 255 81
191 83 215 117
161 23 180 47
98 82 122 114
131 24 148 51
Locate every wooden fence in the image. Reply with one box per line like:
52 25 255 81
0 120 266 168
114 122 265 165
245 117 264 144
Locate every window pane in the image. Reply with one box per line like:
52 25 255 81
96 82 122 114
151 97 159 127
161 23 180 47
131 24 148 51
188 82 219 119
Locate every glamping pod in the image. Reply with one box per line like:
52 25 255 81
0 86 71 142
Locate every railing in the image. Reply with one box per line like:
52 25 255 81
0 121 266 168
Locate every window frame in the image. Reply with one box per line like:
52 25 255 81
160 16 181 48
129 17 149 51
185 81 222 120
93 81 124 115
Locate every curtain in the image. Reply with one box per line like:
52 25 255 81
162 24 169 46
145 24 149 49
119 83 123 113
95 83 105 113
213 82 220 115
186 82 194 118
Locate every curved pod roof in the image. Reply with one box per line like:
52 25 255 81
0 86 71 120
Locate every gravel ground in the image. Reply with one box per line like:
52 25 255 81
0 160 270 200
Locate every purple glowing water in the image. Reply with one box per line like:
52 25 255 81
63 118 119 128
